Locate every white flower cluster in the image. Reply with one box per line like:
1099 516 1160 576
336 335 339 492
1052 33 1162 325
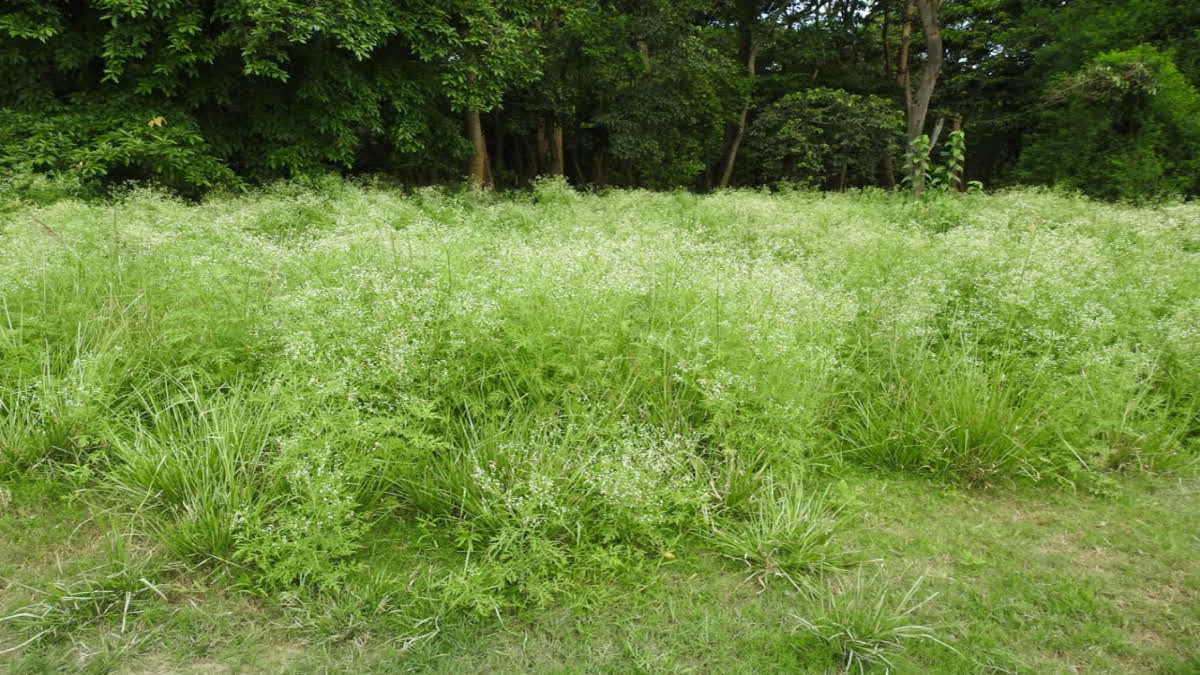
467 423 707 536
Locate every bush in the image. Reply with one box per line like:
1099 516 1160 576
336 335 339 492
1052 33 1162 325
743 88 903 189
0 98 241 197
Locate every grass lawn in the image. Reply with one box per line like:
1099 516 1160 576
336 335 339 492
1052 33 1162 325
4 475 1197 672
2 179 1198 671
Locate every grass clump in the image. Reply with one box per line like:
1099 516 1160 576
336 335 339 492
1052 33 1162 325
707 475 849 593
834 347 1054 481
793 572 953 672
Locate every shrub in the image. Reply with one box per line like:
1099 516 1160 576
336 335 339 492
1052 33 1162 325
0 99 241 197
232 440 370 591
743 88 904 189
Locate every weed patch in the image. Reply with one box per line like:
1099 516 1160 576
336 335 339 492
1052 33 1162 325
0 183 1197 668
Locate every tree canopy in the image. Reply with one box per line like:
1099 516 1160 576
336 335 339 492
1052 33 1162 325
2 0 1197 198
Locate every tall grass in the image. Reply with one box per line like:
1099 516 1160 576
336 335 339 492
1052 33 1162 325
1 177 1196 605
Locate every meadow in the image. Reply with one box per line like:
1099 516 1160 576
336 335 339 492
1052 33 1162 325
1 177 1198 672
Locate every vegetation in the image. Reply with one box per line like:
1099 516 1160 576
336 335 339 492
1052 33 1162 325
2 182 1198 670
3 0 1199 198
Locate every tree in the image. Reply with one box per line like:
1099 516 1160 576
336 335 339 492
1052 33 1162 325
895 0 943 192
0 0 541 190
1019 46 1200 200
3 0 1198 196
935 0 1048 186
442 2 542 189
713 0 826 188
561 0 742 188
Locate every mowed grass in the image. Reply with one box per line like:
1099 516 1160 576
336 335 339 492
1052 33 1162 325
1 178 1198 671
4 476 1196 672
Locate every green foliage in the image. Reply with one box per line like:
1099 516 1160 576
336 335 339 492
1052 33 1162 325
0 0 543 189
941 129 967 192
2 0 1199 195
1020 46 1200 201
0 172 87 214
1028 0 1200 87
745 88 903 189
232 440 370 590
0 100 241 196
529 174 577 205
902 130 968 197
590 32 744 187
903 133 934 194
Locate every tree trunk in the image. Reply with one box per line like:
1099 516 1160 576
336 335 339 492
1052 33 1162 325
929 115 946 150
881 0 891 78
897 0 915 131
907 0 943 143
635 34 651 75
592 149 606 186
524 136 539 183
536 117 549 175
897 0 943 195
570 146 585 184
716 5 757 189
551 122 564 176
883 153 897 189
951 116 964 191
718 47 758 189
491 112 505 190
467 107 491 189
466 69 492 190
718 105 749 189
512 135 526 185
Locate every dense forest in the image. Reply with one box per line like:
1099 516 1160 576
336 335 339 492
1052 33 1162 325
3 0 1200 199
